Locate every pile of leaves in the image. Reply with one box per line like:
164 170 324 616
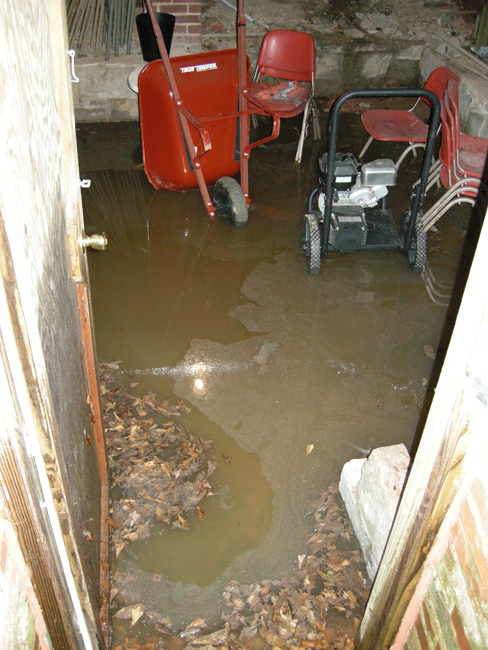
213 485 368 650
101 363 370 649
100 362 216 559
110 487 369 649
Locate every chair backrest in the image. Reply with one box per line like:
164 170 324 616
446 78 461 151
439 91 455 173
423 66 460 102
256 30 315 86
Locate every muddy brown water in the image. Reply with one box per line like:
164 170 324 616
78 112 471 638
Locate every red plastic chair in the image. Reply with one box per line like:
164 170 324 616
358 66 460 166
445 78 488 180
249 30 320 163
422 87 486 232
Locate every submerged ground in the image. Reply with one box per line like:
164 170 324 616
78 107 474 647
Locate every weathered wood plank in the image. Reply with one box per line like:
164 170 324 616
0 1 107 647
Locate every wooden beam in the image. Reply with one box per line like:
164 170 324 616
76 281 110 647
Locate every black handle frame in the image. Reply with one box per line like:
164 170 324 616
321 88 441 255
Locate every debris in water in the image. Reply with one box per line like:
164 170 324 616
100 362 216 628
423 345 436 359
113 603 145 627
102 364 370 649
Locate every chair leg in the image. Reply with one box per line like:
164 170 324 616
413 158 441 192
395 142 426 168
295 99 312 163
422 177 479 231
358 136 373 161
311 100 321 141
423 195 477 232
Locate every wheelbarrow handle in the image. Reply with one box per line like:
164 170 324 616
144 0 211 155
177 103 212 153
144 0 217 219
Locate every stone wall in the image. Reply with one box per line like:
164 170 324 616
70 0 488 138
420 46 488 138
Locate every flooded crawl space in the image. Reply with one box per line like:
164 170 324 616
78 101 476 648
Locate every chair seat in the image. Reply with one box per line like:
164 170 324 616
360 109 429 142
457 132 488 176
250 81 312 118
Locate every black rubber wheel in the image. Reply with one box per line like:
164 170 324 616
213 177 248 227
401 210 427 273
302 212 321 274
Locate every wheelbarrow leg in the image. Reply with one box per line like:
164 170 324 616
237 0 250 208
193 163 217 220
144 0 218 220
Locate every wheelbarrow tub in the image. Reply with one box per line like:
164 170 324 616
138 49 245 192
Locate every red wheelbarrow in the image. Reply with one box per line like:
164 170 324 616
138 0 281 226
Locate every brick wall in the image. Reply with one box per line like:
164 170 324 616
397 432 488 650
154 0 201 48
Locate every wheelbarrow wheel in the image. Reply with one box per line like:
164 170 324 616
401 210 426 273
302 212 321 274
213 177 248 227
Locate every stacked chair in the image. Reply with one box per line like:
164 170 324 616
422 77 488 232
358 66 487 232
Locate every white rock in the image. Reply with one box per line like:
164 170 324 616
339 444 410 581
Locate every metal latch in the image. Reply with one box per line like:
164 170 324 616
81 232 107 251
68 50 79 83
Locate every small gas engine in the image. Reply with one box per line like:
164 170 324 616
317 153 397 253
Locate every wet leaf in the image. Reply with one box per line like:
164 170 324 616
130 604 145 626
423 344 436 359
99 363 215 556
137 521 151 540
114 542 126 557
102 364 370 649
114 603 145 622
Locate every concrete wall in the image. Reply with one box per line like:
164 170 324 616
69 0 488 133
420 46 488 138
